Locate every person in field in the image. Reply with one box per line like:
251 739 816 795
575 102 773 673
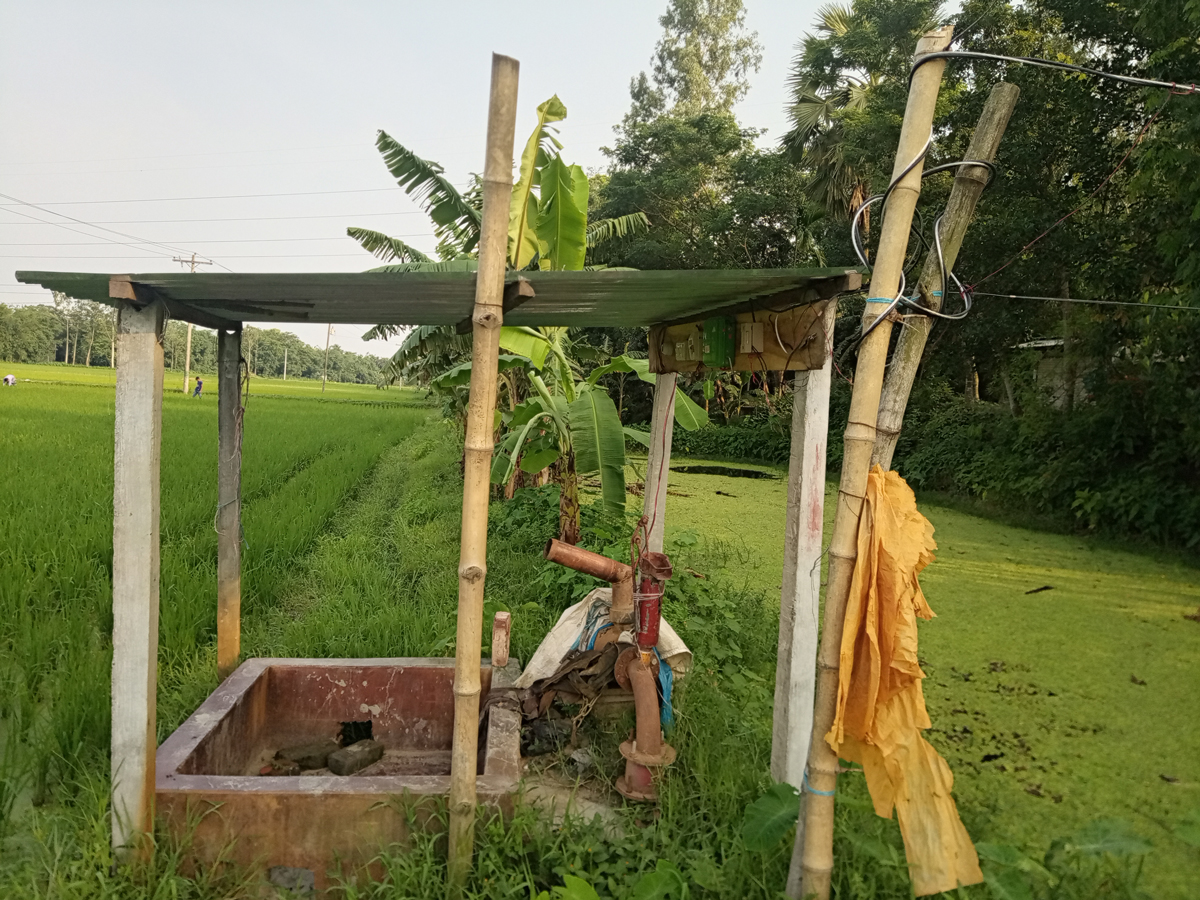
2 374 14 386
193 378 203 398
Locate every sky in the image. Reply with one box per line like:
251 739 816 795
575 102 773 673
0 0 826 357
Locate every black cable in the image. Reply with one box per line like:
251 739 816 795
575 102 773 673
849 155 996 345
970 290 1200 312
911 50 1198 93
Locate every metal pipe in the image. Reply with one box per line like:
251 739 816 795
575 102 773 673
544 538 633 622
616 655 676 801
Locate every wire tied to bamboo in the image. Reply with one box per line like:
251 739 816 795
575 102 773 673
790 25 955 900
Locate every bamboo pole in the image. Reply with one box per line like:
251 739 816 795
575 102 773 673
446 53 519 896
795 26 954 900
871 81 1020 471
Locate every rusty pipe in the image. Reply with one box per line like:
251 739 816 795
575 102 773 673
544 538 633 622
616 655 676 801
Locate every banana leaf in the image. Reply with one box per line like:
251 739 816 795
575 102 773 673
568 388 627 513
430 353 529 389
499 326 551 370
536 156 588 271
509 95 567 270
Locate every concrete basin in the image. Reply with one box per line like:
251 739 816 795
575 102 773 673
155 657 521 889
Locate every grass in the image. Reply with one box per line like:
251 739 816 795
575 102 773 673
653 455 1200 899
1 361 397 400
2 367 1196 898
0 372 431 863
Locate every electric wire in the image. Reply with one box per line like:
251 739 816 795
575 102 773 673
0 186 405 206
911 50 1198 94
836 49 1199 360
0 190 233 272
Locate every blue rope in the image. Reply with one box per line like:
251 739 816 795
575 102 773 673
803 771 836 797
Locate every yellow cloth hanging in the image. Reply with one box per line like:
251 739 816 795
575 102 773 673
826 466 983 895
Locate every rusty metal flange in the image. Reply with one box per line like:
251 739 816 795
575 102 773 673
619 738 677 769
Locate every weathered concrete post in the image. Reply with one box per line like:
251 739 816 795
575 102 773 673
643 373 677 553
772 299 837 789
109 297 165 858
217 327 243 680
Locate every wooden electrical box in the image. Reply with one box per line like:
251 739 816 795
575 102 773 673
648 299 833 374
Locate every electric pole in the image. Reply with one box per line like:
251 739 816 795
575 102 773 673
173 252 212 393
322 324 333 392
283 346 288 381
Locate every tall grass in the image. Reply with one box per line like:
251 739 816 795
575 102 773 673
0 380 429 842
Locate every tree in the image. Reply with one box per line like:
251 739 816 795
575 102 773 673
623 0 763 129
594 112 826 270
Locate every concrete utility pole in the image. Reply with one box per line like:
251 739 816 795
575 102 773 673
282 346 288 381
173 253 212 393
321 324 332 392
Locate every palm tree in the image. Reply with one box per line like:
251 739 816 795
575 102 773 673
780 4 877 224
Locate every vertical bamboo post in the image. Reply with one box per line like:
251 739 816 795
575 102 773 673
872 81 1020 471
109 297 164 859
217 326 243 680
643 372 677 553
795 26 954 900
446 52 519 895
772 300 837 790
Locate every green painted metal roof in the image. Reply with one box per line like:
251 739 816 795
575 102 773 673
15 268 862 329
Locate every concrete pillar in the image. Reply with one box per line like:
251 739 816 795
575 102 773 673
771 300 837 788
643 373 677 554
216 327 242 680
110 300 164 857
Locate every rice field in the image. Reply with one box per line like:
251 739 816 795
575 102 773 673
0 369 430 839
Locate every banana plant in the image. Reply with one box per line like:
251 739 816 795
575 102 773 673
488 328 709 543
350 95 648 273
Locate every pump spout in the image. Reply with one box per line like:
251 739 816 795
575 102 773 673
544 538 634 623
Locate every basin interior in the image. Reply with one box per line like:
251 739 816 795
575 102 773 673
176 660 493 778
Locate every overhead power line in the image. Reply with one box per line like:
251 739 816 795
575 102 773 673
0 210 428 225
0 186 403 206
972 291 1200 312
0 190 233 272
0 253 379 259
0 235 426 246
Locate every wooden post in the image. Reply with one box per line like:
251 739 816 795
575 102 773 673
872 82 1020 471
217 327 243 680
322 323 331 392
183 322 193 394
643 372 677 553
110 298 165 858
796 26 954 900
772 300 837 789
447 52 519 895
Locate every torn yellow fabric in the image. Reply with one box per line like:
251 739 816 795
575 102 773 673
826 466 983 895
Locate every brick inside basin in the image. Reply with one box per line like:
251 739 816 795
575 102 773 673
156 657 521 889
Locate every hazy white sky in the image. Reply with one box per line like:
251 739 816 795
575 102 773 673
0 0 825 356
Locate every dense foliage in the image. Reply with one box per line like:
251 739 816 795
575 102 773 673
589 0 1200 549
